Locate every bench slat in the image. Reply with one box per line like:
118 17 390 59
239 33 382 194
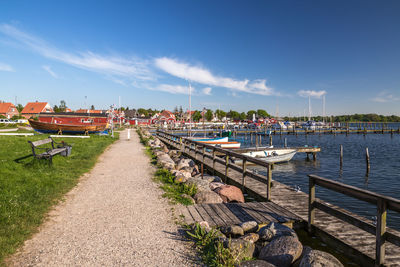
47 148 67 156
30 138 53 147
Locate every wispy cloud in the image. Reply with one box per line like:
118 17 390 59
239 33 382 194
151 84 195 95
371 91 400 103
0 62 14 72
42 65 58 78
298 90 327 98
154 57 274 96
0 24 154 81
202 87 212 95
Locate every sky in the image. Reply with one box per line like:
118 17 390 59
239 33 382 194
0 0 400 116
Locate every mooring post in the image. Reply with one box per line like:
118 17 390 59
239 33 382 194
267 164 272 201
284 138 287 148
340 145 343 168
366 147 370 173
308 176 315 233
269 135 272 146
376 199 387 266
242 159 247 190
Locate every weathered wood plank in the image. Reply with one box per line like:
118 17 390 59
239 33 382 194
187 205 204 223
200 204 225 227
194 205 218 226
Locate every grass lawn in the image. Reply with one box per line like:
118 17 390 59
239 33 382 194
0 133 118 263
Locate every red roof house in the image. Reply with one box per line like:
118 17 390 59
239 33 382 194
21 102 53 119
0 102 19 119
157 110 176 124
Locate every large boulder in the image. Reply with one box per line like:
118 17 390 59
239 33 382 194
177 158 195 170
174 171 192 183
193 191 223 204
258 235 303 267
221 225 245 237
240 221 259 234
209 182 225 191
186 177 211 193
299 249 343 267
214 185 245 203
258 222 296 241
223 238 255 261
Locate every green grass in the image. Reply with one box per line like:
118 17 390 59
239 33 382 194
153 169 197 206
0 133 119 263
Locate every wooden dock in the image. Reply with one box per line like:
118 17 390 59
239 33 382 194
157 131 400 266
180 202 302 227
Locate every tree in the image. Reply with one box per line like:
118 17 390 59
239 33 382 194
247 110 256 120
16 104 24 113
239 112 247 121
60 100 67 112
53 105 60 113
205 109 213 121
227 110 240 120
215 109 226 120
192 111 202 122
257 109 269 118
90 105 95 110
137 108 149 117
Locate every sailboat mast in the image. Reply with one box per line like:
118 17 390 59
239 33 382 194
189 82 192 135
308 96 311 121
322 95 326 123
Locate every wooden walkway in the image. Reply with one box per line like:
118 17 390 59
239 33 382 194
180 202 302 227
157 133 400 266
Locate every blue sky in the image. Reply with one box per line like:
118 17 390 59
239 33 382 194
0 0 400 116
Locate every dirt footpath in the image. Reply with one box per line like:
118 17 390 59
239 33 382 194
8 130 195 266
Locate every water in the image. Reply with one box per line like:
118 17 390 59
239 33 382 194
233 129 400 230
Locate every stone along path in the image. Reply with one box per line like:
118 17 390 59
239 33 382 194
8 130 195 266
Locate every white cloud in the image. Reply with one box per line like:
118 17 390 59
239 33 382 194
298 90 327 98
42 65 58 78
202 87 212 95
0 62 14 72
151 84 195 95
371 91 400 103
0 24 154 80
154 57 274 95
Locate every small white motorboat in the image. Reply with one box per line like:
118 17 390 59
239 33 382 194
236 148 297 164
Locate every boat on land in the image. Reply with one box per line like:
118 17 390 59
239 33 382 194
29 113 108 134
235 148 297 164
29 119 107 134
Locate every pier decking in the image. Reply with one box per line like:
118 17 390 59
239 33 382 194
157 131 400 266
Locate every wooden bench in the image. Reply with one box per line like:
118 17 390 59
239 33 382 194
28 138 70 163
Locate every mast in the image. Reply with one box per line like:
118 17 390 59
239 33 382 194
189 82 192 136
308 96 312 121
322 95 326 123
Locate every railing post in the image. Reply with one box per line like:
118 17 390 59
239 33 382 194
267 164 272 201
225 155 229 183
308 175 315 233
212 148 216 176
242 158 247 190
376 199 387 266
201 146 205 178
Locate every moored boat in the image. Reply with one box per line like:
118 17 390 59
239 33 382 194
235 148 297 164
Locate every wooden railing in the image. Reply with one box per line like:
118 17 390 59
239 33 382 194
156 130 273 200
308 174 400 266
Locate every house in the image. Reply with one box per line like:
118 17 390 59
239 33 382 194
0 102 19 119
21 102 53 119
157 110 176 124
182 110 196 122
124 109 138 119
75 109 104 114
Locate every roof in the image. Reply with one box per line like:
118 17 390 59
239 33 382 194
0 102 15 113
21 102 49 114
75 109 103 114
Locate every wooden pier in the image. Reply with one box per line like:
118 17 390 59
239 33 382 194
157 130 400 266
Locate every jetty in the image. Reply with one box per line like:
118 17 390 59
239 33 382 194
157 130 400 266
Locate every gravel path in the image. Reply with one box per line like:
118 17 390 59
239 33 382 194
8 130 196 266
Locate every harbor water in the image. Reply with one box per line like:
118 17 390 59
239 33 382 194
234 129 400 230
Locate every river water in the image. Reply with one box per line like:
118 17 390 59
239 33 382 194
234 127 400 230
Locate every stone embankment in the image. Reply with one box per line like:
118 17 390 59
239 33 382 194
143 129 344 267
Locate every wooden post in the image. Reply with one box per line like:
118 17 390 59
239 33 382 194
308 176 316 233
340 145 343 168
366 147 370 173
201 146 205 178
269 135 272 146
255 133 258 148
212 148 216 175
259 134 262 146
376 199 387 266
242 159 247 190
225 155 229 183
284 138 287 148
267 164 272 201
313 152 317 161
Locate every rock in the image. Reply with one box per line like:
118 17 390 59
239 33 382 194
240 221 259 233
240 260 277 267
258 235 303 267
191 165 200 176
223 238 255 261
177 158 195 170
240 233 259 243
168 150 179 157
174 171 192 183
154 150 166 157
201 174 217 183
258 222 296 241
193 191 223 204
154 138 161 146
299 249 343 267
214 185 245 203
180 166 194 173
212 176 223 183
209 182 225 191
162 145 169 153
222 225 244 236
186 177 211 193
